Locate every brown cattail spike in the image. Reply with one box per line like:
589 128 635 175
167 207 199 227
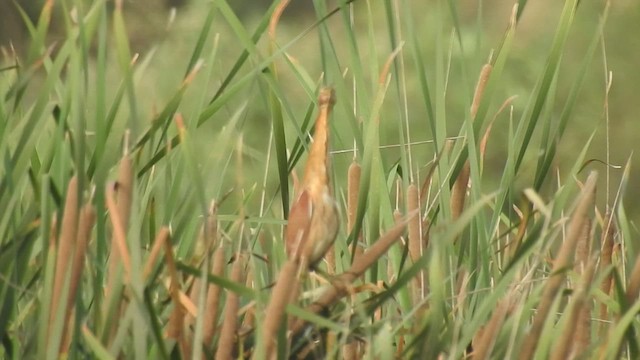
519 171 597 360
451 63 492 222
49 176 79 346
262 259 301 358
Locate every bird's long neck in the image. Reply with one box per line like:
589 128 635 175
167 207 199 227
303 88 335 194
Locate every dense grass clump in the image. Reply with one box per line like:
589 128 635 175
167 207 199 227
0 0 638 359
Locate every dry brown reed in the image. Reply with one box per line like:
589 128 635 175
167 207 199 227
215 254 245 360
519 171 597 360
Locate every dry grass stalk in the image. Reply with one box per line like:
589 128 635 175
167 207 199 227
215 254 245 360
61 204 96 354
261 258 301 358
348 160 364 262
519 171 597 360
550 258 596 360
291 211 416 335
49 176 79 343
203 244 226 346
472 297 511 360
450 63 493 222
598 210 615 330
142 226 170 281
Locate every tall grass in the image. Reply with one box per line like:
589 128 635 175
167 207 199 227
0 0 637 359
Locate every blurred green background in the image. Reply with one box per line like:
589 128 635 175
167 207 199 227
1 0 639 218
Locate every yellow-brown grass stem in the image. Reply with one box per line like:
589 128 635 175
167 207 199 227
519 171 597 360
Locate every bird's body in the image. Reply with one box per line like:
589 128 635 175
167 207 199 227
285 88 339 267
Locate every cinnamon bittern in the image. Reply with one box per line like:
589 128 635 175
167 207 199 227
285 87 339 268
